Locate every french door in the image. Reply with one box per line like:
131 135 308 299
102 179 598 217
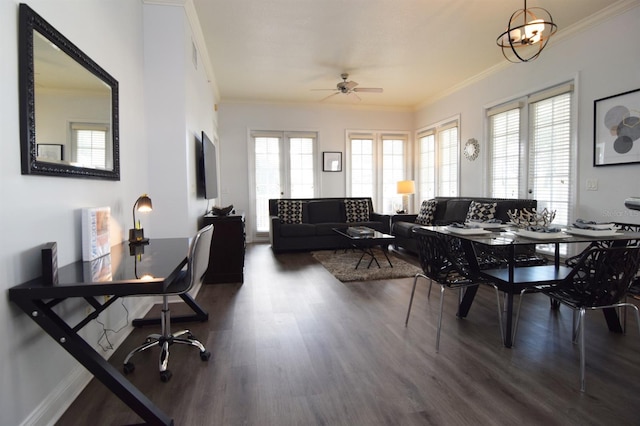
250 131 318 241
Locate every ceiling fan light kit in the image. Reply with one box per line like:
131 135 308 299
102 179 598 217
497 0 557 63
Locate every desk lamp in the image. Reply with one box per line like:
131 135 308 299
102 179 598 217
397 180 415 213
129 194 152 244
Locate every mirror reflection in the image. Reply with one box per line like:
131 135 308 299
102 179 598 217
34 31 113 170
20 3 120 180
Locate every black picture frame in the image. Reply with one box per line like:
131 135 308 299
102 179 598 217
19 4 120 180
593 87 640 167
323 152 342 172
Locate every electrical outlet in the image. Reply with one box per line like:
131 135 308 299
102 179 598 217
586 178 598 191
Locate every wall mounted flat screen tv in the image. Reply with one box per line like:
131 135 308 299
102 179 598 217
199 131 218 199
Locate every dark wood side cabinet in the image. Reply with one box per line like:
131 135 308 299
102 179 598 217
200 213 245 284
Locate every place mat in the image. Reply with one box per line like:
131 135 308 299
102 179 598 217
311 249 421 282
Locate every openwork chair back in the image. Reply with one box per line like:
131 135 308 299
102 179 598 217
435 232 475 278
413 228 455 281
565 246 640 307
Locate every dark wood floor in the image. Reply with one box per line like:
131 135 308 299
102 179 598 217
57 243 640 425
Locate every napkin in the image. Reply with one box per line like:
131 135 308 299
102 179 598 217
573 219 613 230
526 226 561 233
467 218 502 224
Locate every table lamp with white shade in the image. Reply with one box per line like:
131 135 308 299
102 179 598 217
396 180 415 213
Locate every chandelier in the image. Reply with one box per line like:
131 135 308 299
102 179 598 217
496 0 558 63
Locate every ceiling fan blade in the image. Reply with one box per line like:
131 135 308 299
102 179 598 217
353 88 383 93
310 89 338 91
320 92 340 102
349 92 362 102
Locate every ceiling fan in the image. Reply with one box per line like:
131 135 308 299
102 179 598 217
312 73 383 101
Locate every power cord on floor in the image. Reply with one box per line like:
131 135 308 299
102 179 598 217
95 299 130 352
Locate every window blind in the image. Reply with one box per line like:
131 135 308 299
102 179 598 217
490 108 521 198
72 124 108 169
382 136 407 213
528 91 572 225
438 125 458 196
418 133 436 201
350 136 374 198
416 119 459 199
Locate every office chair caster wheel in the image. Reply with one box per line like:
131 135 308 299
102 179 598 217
123 362 135 375
160 370 172 382
200 351 211 361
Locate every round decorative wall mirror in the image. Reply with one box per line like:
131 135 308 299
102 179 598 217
464 138 479 161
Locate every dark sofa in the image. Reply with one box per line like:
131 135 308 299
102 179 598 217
269 197 390 252
391 197 538 254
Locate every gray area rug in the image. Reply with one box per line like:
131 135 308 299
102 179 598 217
311 248 421 282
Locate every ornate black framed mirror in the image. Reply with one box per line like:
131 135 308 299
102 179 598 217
19 3 120 180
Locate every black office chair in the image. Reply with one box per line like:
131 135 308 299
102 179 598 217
123 224 214 382
405 227 504 351
543 245 640 391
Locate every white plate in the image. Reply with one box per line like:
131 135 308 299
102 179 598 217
565 228 620 237
513 229 570 240
445 226 492 235
573 222 615 230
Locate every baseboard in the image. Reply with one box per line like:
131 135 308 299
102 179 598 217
19 300 154 426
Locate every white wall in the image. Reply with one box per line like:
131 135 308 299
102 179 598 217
0 2 146 425
143 3 217 238
0 1 216 425
217 102 414 240
415 3 640 224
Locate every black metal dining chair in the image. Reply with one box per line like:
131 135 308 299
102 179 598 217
542 245 640 391
563 223 640 333
513 223 640 343
564 222 640 267
405 227 504 351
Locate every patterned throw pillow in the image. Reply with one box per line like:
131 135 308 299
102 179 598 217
415 199 438 225
344 199 370 222
277 200 303 224
466 201 497 222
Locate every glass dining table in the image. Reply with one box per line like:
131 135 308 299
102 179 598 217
427 225 640 347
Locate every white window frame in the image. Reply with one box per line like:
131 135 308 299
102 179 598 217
70 122 111 170
415 115 461 203
346 130 411 213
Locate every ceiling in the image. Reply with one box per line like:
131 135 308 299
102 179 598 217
192 0 623 109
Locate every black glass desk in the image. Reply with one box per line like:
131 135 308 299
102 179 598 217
429 226 640 348
8 238 208 426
